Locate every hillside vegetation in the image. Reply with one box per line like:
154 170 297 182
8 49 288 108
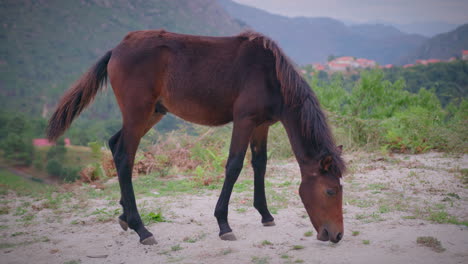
399 24 468 64
0 0 242 118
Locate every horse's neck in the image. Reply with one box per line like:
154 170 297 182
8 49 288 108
280 107 318 173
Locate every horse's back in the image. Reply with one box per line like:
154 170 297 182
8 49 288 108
108 30 280 126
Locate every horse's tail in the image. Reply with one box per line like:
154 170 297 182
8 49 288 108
47 50 112 141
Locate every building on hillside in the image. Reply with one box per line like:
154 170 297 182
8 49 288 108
333 56 358 67
463 50 468 60
379 64 393 69
312 63 326 71
403 64 414 68
416 59 442 65
328 62 348 72
356 58 377 68
33 138 71 147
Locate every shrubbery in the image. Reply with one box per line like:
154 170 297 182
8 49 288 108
45 139 80 182
309 69 467 153
0 112 36 166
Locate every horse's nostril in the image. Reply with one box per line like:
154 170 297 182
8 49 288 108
336 232 342 241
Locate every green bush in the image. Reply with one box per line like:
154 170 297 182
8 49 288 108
46 159 62 177
60 166 80 182
46 139 67 161
308 69 467 153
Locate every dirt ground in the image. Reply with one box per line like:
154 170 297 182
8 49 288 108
1 152 467 264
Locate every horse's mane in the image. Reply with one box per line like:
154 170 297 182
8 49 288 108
239 31 346 177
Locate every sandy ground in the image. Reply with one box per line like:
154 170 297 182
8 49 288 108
1 152 467 264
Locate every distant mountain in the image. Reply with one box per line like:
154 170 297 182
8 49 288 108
392 22 460 37
0 0 242 117
218 0 427 65
399 24 468 65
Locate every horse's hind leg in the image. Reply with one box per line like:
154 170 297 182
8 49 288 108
250 124 275 226
109 113 164 234
109 98 164 245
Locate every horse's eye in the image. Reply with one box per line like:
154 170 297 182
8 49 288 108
326 189 336 196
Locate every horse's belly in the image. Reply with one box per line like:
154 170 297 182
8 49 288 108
164 100 233 126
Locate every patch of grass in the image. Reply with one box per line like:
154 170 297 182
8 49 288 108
0 169 56 196
362 240 370 245
280 254 290 259
459 168 468 185
18 214 35 222
367 183 388 191
235 207 247 213
402 215 417 220
91 208 120 222
303 231 313 237
0 206 10 215
183 233 206 243
261 240 273 246
222 248 233 255
427 211 468 226
42 192 73 210
294 260 304 263
277 181 292 187
63 260 81 264
14 206 27 216
446 193 460 199
141 211 166 225
11 231 25 237
171 244 183 251
251 256 269 264
233 179 254 193
416 236 445 253
292 245 304 250
379 205 391 214
355 212 384 223
0 236 50 249
352 231 360 236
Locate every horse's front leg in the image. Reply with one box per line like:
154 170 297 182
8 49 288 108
214 118 255 240
250 124 275 226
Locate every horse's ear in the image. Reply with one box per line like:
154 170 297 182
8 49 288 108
337 145 343 155
320 156 333 172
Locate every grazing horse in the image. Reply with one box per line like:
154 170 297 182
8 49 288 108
47 30 346 245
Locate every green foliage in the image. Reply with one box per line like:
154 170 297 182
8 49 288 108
0 112 36 165
141 211 166 225
1 0 242 144
47 139 66 161
44 141 80 182
309 69 467 153
0 169 55 196
384 60 468 106
46 159 62 177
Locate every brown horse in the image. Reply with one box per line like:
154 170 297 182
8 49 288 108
47 30 346 245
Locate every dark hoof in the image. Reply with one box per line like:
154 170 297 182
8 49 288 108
118 218 128 231
219 232 237 241
262 221 276 226
140 236 157 245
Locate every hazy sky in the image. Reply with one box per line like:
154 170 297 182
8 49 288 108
232 0 468 24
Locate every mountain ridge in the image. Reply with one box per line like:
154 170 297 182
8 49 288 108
219 0 427 65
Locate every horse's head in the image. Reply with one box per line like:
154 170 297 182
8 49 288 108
299 146 344 243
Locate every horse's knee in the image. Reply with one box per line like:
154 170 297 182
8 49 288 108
225 155 244 177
